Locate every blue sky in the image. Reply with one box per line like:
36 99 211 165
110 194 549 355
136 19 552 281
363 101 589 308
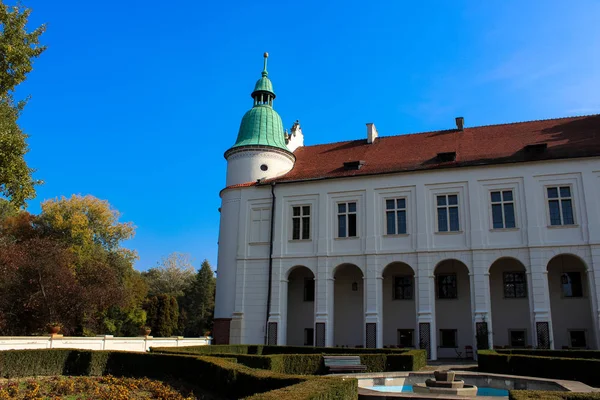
15 0 600 270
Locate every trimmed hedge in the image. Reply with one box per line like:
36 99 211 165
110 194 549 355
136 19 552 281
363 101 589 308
164 350 425 374
151 344 411 355
509 391 600 400
478 350 600 387
246 377 358 400
498 349 600 360
0 349 357 399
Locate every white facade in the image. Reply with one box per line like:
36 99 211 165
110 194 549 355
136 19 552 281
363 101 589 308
215 154 600 359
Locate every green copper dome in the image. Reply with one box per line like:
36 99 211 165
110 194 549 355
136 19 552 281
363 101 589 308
230 53 288 152
233 105 287 149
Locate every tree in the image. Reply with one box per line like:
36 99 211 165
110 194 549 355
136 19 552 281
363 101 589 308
142 252 196 298
143 294 179 337
182 259 216 336
0 2 46 207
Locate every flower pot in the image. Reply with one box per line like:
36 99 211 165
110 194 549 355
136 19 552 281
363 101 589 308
143 328 151 336
48 325 61 334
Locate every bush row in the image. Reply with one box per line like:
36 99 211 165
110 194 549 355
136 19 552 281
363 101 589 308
247 377 358 400
478 350 600 387
151 344 411 356
498 349 600 360
170 350 426 374
0 349 357 399
509 391 600 400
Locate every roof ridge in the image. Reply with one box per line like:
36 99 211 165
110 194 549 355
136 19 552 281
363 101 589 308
298 114 600 149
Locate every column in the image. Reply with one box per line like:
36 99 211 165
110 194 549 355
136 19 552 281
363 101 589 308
416 253 436 360
266 265 283 345
364 255 381 348
591 245 600 349
528 249 554 349
471 252 493 352
314 257 333 347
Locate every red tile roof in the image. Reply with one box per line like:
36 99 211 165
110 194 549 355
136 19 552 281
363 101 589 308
270 115 600 184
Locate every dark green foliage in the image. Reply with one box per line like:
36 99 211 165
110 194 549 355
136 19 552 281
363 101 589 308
478 350 600 387
152 344 412 356
498 349 600 360
270 354 324 375
144 294 180 337
245 377 358 400
509 391 600 400
182 259 216 336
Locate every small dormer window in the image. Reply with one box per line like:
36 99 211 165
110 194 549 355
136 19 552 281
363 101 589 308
437 152 456 162
524 143 547 156
343 160 365 170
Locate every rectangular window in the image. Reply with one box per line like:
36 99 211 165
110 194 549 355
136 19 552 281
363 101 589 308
385 198 407 235
250 207 271 243
304 328 314 346
393 276 413 300
569 330 587 348
437 274 457 299
503 272 527 298
304 278 315 302
440 329 457 348
547 186 575 226
510 330 526 347
337 202 357 238
436 194 459 232
491 190 516 229
292 205 311 240
397 329 414 347
561 272 583 298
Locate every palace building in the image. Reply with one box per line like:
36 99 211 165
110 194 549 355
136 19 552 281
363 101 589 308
213 53 600 359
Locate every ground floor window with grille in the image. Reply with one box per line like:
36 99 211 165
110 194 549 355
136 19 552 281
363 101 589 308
509 330 526 347
439 329 457 348
304 328 314 346
397 329 414 348
569 330 586 348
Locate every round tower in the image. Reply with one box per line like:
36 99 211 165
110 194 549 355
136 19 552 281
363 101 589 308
224 53 295 186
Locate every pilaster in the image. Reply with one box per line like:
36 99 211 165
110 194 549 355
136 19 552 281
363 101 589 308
528 248 554 349
417 253 436 359
471 251 493 351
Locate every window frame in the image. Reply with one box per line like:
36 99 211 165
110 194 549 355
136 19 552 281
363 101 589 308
509 329 527 347
437 274 458 299
336 201 358 238
435 193 461 233
568 329 587 349
397 329 414 348
490 189 517 230
503 271 527 299
439 329 458 348
392 275 413 300
248 205 271 244
291 205 311 241
561 271 584 298
544 184 577 227
384 197 408 236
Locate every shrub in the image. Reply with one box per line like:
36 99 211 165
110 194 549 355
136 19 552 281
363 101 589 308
151 344 411 356
245 377 358 400
499 349 600 360
509 391 600 400
478 350 600 387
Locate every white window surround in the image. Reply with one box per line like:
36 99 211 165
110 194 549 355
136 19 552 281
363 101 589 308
544 184 577 227
248 205 271 244
330 193 363 240
535 173 582 229
376 187 416 239
336 201 358 238
427 183 467 236
479 178 523 233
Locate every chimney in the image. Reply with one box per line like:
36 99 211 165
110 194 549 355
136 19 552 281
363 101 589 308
455 117 464 131
366 123 378 143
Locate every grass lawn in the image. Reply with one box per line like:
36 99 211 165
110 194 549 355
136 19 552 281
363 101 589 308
0 375 224 400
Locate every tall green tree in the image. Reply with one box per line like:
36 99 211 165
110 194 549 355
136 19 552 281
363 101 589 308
0 2 45 207
142 252 196 298
182 259 216 336
143 294 179 337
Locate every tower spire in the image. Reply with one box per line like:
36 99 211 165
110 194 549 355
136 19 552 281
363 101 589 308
262 52 269 77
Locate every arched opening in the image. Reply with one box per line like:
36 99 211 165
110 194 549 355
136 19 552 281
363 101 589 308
547 255 595 349
434 259 473 358
286 266 315 346
489 258 531 348
334 263 364 347
382 262 416 348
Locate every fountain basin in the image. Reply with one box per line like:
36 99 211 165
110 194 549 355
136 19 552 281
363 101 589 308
413 382 478 396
